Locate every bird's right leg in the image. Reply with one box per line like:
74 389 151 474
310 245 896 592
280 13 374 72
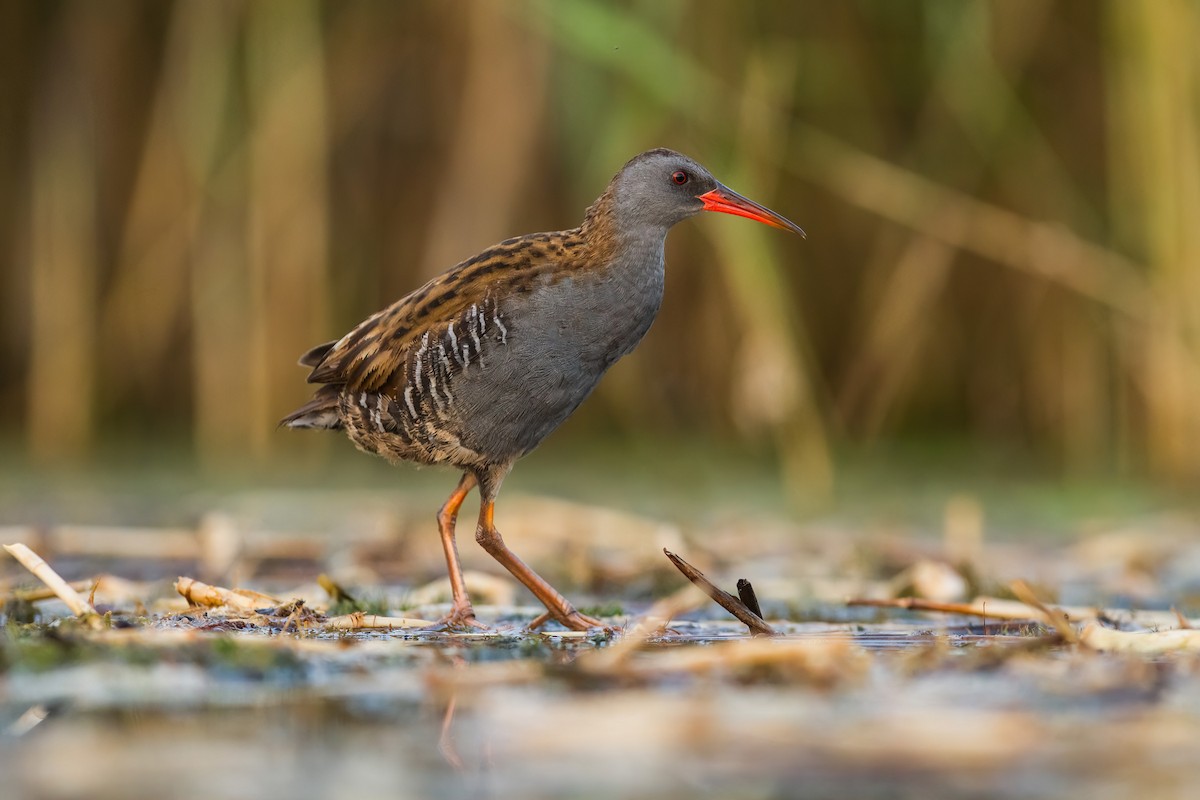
472 490 603 632
435 472 486 629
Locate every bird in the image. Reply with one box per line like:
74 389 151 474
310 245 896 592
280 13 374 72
281 148 805 631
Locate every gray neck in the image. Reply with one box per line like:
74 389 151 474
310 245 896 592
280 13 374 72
576 185 672 358
594 227 667 363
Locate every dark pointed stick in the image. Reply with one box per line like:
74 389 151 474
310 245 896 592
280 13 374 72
736 579 763 620
663 549 775 636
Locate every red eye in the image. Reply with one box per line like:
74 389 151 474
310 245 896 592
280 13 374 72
671 170 689 185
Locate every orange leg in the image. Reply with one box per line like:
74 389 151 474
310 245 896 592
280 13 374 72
473 496 602 631
435 473 486 629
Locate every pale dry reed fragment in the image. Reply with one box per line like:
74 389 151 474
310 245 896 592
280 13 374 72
174 576 280 611
3 543 96 617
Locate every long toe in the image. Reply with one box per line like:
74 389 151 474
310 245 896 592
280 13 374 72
433 604 490 632
527 609 604 632
559 610 606 631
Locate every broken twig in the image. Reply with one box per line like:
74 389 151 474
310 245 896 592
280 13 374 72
1171 607 1193 630
1079 623 1200 654
322 612 433 630
318 573 357 605
847 596 1046 622
5 705 50 737
174 577 281 611
1 578 93 607
3 543 96 617
663 549 774 636
1008 580 1077 643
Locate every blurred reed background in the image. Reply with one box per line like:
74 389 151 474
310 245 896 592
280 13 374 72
1 0 1198 496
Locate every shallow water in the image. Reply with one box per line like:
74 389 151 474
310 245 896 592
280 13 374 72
1 616 1189 800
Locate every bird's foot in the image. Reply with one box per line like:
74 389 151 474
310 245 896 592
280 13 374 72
528 609 607 632
432 603 490 631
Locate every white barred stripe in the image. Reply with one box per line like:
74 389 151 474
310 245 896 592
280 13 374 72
494 314 508 344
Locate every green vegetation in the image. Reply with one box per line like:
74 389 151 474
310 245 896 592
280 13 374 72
327 595 392 618
578 602 626 619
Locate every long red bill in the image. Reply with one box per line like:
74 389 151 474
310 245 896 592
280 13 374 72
698 184 806 237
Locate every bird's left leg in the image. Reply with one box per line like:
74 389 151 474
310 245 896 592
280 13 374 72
434 472 487 629
471 469 602 631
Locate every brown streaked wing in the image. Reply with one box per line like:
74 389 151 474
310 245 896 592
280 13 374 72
304 231 583 392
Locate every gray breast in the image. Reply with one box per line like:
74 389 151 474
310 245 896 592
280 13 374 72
448 250 666 461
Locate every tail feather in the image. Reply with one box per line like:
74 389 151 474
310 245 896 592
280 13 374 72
280 385 343 430
298 340 336 369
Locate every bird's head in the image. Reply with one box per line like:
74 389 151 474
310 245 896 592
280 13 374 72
607 148 806 238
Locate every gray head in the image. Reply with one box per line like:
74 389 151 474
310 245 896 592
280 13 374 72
605 148 805 237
